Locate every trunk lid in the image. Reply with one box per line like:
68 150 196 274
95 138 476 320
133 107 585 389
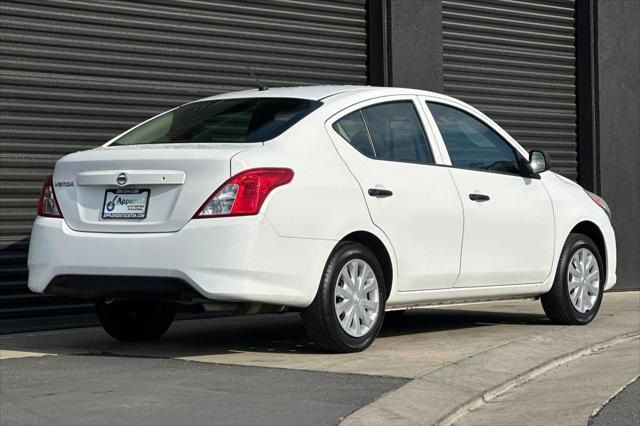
53 143 253 233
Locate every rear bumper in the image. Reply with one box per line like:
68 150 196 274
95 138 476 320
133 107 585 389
28 216 334 308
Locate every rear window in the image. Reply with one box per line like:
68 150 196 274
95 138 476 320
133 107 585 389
112 98 322 145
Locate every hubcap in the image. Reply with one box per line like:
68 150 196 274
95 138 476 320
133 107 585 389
334 259 380 338
567 248 600 313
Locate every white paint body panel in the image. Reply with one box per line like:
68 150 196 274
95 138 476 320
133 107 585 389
448 168 555 287
539 172 617 292
325 96 463 291
28 86 617 309
53 144 253 233
28 216 332 308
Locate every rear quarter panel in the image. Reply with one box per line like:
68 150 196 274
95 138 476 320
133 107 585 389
230 115 377 242
230 116 401 301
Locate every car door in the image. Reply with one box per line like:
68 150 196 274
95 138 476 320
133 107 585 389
422 98 555 287
326 96 464 291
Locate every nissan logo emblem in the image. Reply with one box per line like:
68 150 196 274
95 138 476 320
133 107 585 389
116 172 128 186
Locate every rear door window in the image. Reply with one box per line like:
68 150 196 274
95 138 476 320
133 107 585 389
333 101 434 164
112 98 322 145
361 101 433 164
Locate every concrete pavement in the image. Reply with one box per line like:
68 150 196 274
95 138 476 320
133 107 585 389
1 292 638 425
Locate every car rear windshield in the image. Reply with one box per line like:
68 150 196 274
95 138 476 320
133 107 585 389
111 98 322 145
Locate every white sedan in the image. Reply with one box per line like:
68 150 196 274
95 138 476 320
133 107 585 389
28 86 616 352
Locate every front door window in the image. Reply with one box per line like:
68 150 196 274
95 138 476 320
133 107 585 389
427 102 521 175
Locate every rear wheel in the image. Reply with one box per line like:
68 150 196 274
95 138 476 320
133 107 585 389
96 300 176 342
541 233 604 325
302 242 386 353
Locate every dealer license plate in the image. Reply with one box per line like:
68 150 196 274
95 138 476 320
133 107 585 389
102 189 150 219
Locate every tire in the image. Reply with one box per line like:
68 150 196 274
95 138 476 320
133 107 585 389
541 233 604 325
302 241 386 353
385 310 406 319
96 300 176 342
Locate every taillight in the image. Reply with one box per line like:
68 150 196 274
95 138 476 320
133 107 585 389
37 175 63 218
194 168 294 218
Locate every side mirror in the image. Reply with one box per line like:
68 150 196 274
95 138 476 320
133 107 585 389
528 150 551 175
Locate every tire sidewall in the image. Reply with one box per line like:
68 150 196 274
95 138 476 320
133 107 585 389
322 243 386 351
96 300 176 341
560 236 604 323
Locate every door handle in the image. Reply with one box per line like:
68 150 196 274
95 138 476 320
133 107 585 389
368 188 393 198
469 193 490 202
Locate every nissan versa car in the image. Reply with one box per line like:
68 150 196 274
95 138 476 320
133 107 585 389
28 86 616 352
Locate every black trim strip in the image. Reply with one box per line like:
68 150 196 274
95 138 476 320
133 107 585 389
45 275 204 301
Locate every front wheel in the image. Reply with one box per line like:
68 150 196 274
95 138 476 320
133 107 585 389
302 242 386 353
541 233 604 325
96 300 176 342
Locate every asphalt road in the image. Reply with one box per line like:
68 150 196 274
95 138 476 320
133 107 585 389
1 293 638 426
0 354 406 425
590 377 640 426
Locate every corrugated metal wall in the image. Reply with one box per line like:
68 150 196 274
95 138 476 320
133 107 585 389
442 0 578 180
0 0 368 321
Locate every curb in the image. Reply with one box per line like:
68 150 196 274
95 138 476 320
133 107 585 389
436 332 640 425
341 311 640 426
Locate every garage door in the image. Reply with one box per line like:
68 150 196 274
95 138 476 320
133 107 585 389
0 0 368 322
442 0 578 180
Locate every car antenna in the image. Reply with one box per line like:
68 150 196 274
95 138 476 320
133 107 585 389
245 65 268 91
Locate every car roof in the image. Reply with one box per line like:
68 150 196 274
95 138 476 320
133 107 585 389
194 85 447 103
196 85 372 102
